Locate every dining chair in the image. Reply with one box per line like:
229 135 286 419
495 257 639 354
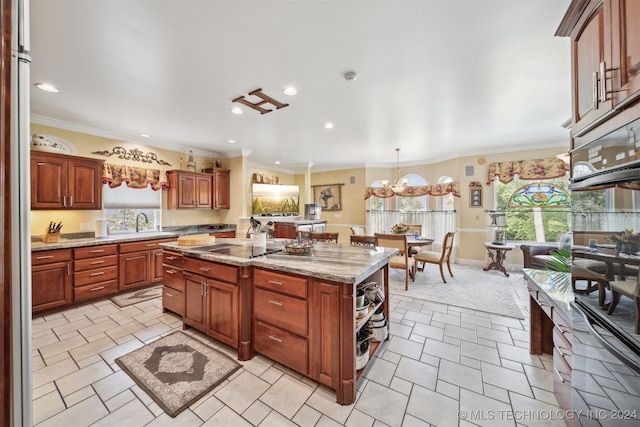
351 226 366 235
606 274 640 333
310 232 339 243
350 234 376 247
405 224 422 255
375 233 416 290
571 263 609 307
413 231 456 283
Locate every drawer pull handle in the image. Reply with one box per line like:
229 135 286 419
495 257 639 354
146 244 157 247
166 256 177 260
268 300 283 306
165 292 174 297
268 335 283 343
166 269 176 274
553 367 567 383
90 272 105 277
90 250 105 253
90 286 105 292
268 280 283 286
556 345 567 358
90 260 105 265
200 267 210 272
36 255 54 260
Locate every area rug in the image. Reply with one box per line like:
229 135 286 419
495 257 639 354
389 264 525 319
111 286 163 307
115 331 241 417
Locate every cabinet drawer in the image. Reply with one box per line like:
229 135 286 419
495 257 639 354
210 231 235 238
552 346 572 412
553 326 572 364
254 288 307 336
32 249 72 266
74 254 118 272
163 265 184 291
120 238 175 253
74 265 118 287
163 251 183 267
254 321 308 375
183 258 238 283
74 279 118 302
254 269 307 298
74 244 118 259
162 286 184 316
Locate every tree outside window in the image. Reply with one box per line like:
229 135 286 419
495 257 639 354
398 174 427 211
437 176 455 211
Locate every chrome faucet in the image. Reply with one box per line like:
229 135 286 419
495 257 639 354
135 212 149 232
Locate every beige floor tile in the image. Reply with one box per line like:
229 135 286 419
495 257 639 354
69 335 116 363
422 337 460 362
190 393 224 422
201 406 253 427
459 388 514 427
99 337 144 365
508 392 565 427
78 318 119 340
406 384 459 427
144 409 204 427
363 356 397 387
386 336 424 360
132 322 172 343
32 331 63 351
63 385 95 407
438 359 483 394
55 360 113 397
215 371 270 414
481 362 533 398
259 374 314 418
394 356 438 390
389 377 413 396
477 326 514 345
460 340 501 365
356 381 408 427
32 382 56 400
431 311 462 327
35 394 108 427
33 357 79 389
104 389 137 413
52 317 94 337
411 323 444 341
90 398 155 427
444 324 478 343
93 370 136 401
497 342 545 368
316 414 346 426
32 316 70 335
38 334 87 361
306 386 355 425
292 404 322 426
242 400 272 425
33 390 66 425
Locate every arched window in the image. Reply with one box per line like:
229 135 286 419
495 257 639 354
398 174 427 212
437 176 455 211
368 180 387 211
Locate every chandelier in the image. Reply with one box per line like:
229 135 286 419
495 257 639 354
381 148 408 194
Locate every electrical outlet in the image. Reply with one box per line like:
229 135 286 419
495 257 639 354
334 213 341 218
171 220 177 225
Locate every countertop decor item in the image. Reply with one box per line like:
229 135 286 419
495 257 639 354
391 223 409 234
31 134 78 155
284 239 315 254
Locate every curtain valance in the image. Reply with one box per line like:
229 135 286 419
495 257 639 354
486 158 568 185
365 183 460 199
102 163 169 190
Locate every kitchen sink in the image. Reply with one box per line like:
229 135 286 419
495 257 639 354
106 232 176 240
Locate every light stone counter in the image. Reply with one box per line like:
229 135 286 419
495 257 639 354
31 231 180 252
161 238 397 284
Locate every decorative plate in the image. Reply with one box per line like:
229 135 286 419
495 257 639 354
31 134 78 155
284 239 315 254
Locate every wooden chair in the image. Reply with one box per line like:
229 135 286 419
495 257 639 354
413 231 456 283
351 226 365 235
606 274 640 333
405 224 422 255
571 263 609 307
375 233 416 290
310 232 339 243
350 235 376 247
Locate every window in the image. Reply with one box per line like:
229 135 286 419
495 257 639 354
496 176 570 242
104 208 159 234
102 184 161 234
397 174 427 212
368 180 387 211
437 176 455 211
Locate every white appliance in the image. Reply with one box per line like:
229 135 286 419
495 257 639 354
11 0 33 424
304 203 321 220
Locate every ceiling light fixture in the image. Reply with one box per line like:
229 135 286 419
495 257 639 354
386 148 408 194
324 122 334 129
283 86 298 96
231 107 243 115
344 71 358 81
139 133 151 138
275 161 281 165
35 83 59 93
228 139 237 144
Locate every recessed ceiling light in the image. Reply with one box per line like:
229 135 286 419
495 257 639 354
35 83 59 93
283 86 298 96
275 161 281 165
139 133 151 138
324 122 334 129
228 139 237 144
231 107 243 115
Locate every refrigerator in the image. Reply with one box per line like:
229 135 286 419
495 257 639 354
10 0 33 424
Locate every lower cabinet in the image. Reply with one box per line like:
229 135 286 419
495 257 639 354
183 258 239 348
32 249 73 313
73 244 118 302
162 250 184 316
119 238 174 291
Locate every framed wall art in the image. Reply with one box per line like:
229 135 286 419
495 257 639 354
312 183 343 211
469 182 482 207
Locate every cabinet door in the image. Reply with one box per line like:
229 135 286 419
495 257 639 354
119 251 150 290
30 154 67 209
213 169 230 209
571 2 613 134
177 173 198 208
184 272 206 331
206 279 238 347
274 223 296 239
32 261 72 312
150 248 164 283
309 281 340 388
67 158 102 209
611 0 640 106
196 175 212 208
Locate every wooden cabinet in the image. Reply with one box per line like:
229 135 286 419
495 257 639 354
274 221 327 239
167 170 212 209
31 249 73 313
73 244 118 302
213 168 230 209
31 151 103 210
183 258 239 348
119 238 174 291
162 251 184 316
559 0 640 138
209 230 236 238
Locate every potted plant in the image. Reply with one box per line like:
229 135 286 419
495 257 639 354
391 223 409 234
606 229 640 254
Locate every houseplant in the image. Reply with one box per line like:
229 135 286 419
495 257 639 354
391 223 409 234
606 229 640 254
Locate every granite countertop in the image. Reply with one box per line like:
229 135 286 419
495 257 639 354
161 238 397 284
523 268 573 317
31 231 181 251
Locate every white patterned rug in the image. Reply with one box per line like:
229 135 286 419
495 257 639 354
389 264 526 319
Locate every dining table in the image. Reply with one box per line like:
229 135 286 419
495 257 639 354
572 245 640 280
406 235 435 254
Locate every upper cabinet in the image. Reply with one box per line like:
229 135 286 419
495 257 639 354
213 168 230 209
559 0 640 138
31 151 103 210
167 170 212 209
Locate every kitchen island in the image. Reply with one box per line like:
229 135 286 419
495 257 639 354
160 238 396 405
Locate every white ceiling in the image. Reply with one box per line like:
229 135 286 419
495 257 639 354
29 0 572 173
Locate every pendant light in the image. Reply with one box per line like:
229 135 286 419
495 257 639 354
386 148 408 194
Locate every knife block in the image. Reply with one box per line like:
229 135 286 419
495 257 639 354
43 229 61 243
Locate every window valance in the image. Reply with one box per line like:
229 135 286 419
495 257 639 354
486 158 568 185
365 183 460 199
102 163 169 190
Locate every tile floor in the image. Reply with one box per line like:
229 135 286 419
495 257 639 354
32 270 568 427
